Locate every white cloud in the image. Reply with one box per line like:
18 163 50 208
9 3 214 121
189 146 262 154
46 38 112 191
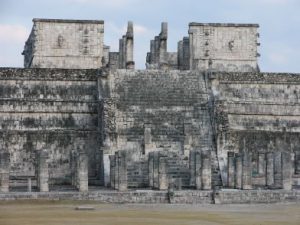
0 24 29 43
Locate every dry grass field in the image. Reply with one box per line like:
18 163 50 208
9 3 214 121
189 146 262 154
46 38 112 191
0 200 299 225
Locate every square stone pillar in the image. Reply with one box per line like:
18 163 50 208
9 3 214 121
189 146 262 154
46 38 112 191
117 151 127 191
201 151 212 190
184 123 192 156
153 151 159 189
227 152 235 188
242 152 252 190
158 157 168 190
258 153 266 177
266 152 274 188
274 152 283 188
109 155 116 188
0 152 10 193
144 124 154 155
189 150 196 187
103 153 110 187
148 152 154 187
195 151 202 190
295 150 300 174
114 152 119 190
235 153 243 189
282 152 292 190
36 150 49 192
70 150 76 186
77 151 88 192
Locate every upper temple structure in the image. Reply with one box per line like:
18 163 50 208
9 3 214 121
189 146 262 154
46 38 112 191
0 18 299 204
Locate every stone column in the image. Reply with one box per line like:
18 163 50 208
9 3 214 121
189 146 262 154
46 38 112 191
0 152 10 193
158 156 168 190
125 21 134 69
117 151 127 191
183 123 192 156
144 124 153 155
27 178 32 192
109 155 115 188
201 151 212 190
78 151 88 192
70 150 76 186
266 152 274 187
114 152 119 190
282 152 292 190
227 152 235 188
274 152 282 188
242 152 252 190
103 153 110 187
189 150 196 187
36 150 49 192
148 152 154 187
295 150 300 174
195 151 202 190
159 22 168 68
258 153 266 176
153 151 159 189
118 39 124 69
235 153 243 189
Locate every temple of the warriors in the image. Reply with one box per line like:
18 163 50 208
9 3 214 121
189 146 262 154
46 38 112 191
0 18 300 204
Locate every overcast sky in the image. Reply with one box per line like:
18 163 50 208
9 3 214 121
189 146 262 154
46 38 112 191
0 0 299 72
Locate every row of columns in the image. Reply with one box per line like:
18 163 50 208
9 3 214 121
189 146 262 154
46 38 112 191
189 150 212 190
148 152 169 190
227 151 293 190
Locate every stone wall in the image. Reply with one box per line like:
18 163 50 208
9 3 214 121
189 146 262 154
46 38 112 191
0 68 100 185
23 19 104 69
189 23 259 72
211 72 300 188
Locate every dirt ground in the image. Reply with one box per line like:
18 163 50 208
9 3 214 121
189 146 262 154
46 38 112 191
0 200 299 225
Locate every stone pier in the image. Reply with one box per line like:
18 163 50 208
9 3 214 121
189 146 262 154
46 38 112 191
201 151 212 190
195 151 202 190
158 156 168 190
0 152 10 193
148 152 154 187
77 151 88 192
281 152 292 190
36 150 49 192
235 153 243 189
227 152 235 188
109 155 116 188
242 152 252 190
117 151 127 191
266 152 274 188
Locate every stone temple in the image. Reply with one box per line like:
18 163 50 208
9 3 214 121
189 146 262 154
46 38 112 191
0 18 300 204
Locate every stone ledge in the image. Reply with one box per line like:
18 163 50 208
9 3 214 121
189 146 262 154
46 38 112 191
33 18 104 24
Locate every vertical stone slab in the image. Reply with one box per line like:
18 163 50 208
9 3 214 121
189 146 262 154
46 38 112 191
114 152 119 190
27 178 32 192
195 151 202 190
189 150 196 187
258 153 266 176
148 152 154 187
159 22 168 68
153 151 159 189
126 21 134 69
118 38 124 69
103 154 110 187
266 152 274 188
144 124 153 155
78 151 88 192
242 152 252 190
0 152 10 193
235 153 243 189
118 151 127 191
274 152 282 188
201 151 212 190
109 155 116 188
158 156 168 190
37 150 49 192
281 152 292 190
295 150 300 174
70 150 76 186
183 123 192 156
227 152 235 188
